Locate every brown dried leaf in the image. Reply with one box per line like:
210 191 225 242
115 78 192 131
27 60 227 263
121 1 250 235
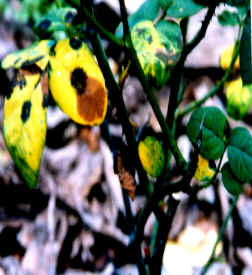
115 154 136 200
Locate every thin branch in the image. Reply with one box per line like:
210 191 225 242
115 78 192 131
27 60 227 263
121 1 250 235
200 195 239 275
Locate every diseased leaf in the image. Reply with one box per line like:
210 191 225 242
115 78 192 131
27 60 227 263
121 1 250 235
3 70 48 188
222 162 243 196
217 10 240 26
48 38 107 126
138 136 165 178
220 44 240 71
166 0 204 18
194 154 215 182
1 40 55 71
228 127 252 182
240 13 252 85
131 20 183 88
115 0 160 39
226 77 252 120
187 107 229 160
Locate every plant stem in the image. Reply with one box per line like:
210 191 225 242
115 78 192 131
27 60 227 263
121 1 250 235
176 40 240 119
118 0 187 173
200 195 239 275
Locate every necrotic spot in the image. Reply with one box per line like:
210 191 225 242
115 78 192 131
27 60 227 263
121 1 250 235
21 101 31 123
71 68 87 94
42 94 49 108
70 38 82 50
38 19 51 30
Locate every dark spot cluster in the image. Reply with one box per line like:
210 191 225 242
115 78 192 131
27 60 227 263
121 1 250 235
69 37 82 50
38 19 51 31
21 100 31 123
42 94 49 108
71 68 87 95
65 11 76 24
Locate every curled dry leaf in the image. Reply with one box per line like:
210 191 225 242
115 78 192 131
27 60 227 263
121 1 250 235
114 154 136 200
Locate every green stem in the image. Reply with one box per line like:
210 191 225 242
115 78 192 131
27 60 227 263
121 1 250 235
176 40 240 119
200 195 239 275
118 0 187 173
65 0 124 47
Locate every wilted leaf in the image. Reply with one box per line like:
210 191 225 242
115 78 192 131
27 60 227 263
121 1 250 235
138 136 165 178
222 162 243 196
115 154 136 200
131 20 183 88
48 38 107 126
226 77 252 120
187 107 229 160
228 127 252 182
3 70 48 188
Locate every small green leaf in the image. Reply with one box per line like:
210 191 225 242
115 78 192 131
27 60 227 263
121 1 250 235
115 0 159 39
217 10 240 26
166 0 204 18
228 127 252 182
131 20 182 88
225 0 249 7
240 13 252 85
222 162 243 196
187 107 229 160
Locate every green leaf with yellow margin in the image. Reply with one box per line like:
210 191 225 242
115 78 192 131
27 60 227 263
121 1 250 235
131 20 183 88
138 136 165 178
194 154 215 182
226 77 252 120
48 38 107 126
3 70 48 188
1 40 55 71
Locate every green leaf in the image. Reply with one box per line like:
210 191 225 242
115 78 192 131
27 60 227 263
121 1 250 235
131 20 183 88
3 71 48 188
217 10 240 26
166 0 204 18
222 162 243 196
240 13 252 85
115 0 160 39
227 127 252 182
187 106 229 160
158 0 173 10
225 0 250 7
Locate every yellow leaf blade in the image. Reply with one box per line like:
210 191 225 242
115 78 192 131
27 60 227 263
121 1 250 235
3 71 48 188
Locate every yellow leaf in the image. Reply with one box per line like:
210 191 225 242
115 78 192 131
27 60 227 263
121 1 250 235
3 70 48 188
1 40 54 71
48 38 107 126
138 136 165 178
226 77 252 120
194 155 215 182
220 44 240 71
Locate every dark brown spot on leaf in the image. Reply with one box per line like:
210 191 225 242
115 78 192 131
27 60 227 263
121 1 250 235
71 68 86 94
21 100 31 123
70 38 82 50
